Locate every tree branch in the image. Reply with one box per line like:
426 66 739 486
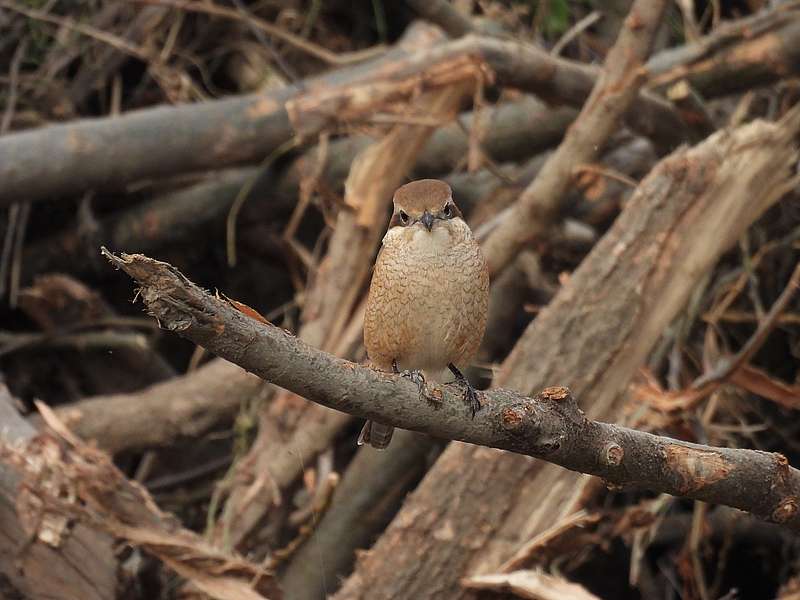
102 249 800 532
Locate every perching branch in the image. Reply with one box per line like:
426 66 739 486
103 249 800 532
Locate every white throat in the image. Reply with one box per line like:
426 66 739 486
410 223 451 253
382 217 470 252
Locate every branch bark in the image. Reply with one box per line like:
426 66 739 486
647 1 800 96
0 22 444 206
101 246 800 531
53 358 265 454
0 13 711 206
22 96 573 278
1 401 280 600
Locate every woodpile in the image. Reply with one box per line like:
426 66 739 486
1 1 800 599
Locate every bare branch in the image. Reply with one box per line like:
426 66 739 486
101 248 800 531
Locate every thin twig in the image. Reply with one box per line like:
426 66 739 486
132 0 387 65
693 261 800 388
0 204 20 300
7 202 29 308
229 0 298 83
1 37 26 133
225 137 298 267
0 329 151 358
0 38 27 303
574 164 638 188
551 10 602 56
0 1 151 61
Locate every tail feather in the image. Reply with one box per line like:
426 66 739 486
357 420 394 450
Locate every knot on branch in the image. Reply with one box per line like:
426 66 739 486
537 386 584 425
602 442 625 467
772 497 798 523
501 406 526 431
498 391 566 456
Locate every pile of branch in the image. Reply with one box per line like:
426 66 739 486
2 1 800 599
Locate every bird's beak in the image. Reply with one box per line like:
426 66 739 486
420 211 434 232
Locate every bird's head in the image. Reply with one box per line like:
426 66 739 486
390 179 463 233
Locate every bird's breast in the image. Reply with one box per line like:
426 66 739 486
364 224 489 377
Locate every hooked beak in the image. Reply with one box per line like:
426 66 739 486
420 211 434 232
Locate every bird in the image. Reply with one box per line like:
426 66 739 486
359 179 490 449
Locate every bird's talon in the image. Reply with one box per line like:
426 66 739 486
392 360 427 398
448 362 481 418
464 386 481 418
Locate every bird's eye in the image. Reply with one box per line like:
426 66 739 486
443 204 453 218
399 210 409 225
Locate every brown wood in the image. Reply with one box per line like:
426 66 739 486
0 386 117 600
4 4 799 208
55 357 264 454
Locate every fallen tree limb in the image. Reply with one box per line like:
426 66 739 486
0 22 443 206
23 3 800 205
1 401 280 600
53 357 264 454
101 248 800 532
647 0 800 96
22 96 573 278
4 3 799 207
0 385 117 600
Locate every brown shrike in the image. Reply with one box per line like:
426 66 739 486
359 179 490 449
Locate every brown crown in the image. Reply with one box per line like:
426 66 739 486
392 179 453 215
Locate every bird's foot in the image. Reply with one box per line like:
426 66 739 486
448 363 481 418
393 359 427 399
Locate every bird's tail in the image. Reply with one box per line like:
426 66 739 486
357 420 394 450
